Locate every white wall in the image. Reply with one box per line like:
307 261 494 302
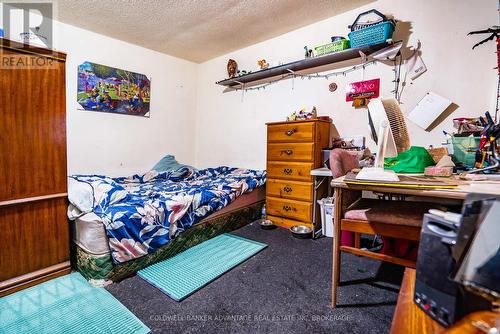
53 22 198 176
195 0 498 170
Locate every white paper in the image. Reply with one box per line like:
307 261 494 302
406 41 427 80
408 92 452 130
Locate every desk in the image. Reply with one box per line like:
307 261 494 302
329 175 500 308
311 168 333 238
391 269 499 334
390 268 444 334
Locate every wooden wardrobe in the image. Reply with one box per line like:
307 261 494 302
0 38 70 296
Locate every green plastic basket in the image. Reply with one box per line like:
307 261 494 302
314 39 350 56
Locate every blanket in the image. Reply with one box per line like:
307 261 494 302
69 167 266 263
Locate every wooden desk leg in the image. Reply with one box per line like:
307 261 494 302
354 233 361 249
331 187 343 308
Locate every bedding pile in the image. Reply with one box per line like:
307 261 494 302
68 166 266 264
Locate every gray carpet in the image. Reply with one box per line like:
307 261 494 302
106 222 404 334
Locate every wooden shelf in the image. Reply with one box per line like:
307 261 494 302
216 42 390 89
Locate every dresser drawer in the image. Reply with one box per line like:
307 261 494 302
267 161 313 181
267 143 314 162
266 179 313 201
267 122 314 142
266 197 312 222
266 215 312 229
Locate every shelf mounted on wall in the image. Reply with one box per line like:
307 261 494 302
215 42 392 92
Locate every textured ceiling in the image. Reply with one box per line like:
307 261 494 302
54 0 372 63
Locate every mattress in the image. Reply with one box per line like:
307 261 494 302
71 186 265 256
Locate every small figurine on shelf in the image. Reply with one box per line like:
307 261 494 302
304 46 314 58
297 107 307 120
236 70 251 76
257 59 269 70
308 106 317 119
227 59 238 78
286 111 298 122
286 106 318 121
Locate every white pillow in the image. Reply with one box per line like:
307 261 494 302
68 177 94 214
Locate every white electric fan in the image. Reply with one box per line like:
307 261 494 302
356 98 411 182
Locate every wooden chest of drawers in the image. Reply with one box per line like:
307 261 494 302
266 119 330 230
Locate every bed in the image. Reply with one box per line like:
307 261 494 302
68 165 266 284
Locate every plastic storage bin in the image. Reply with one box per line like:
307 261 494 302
317 197 335 237
451 135 480 168
314 39 350 56
348 9 395 48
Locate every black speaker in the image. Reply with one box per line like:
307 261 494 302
414 213 461 327
414 208 492 328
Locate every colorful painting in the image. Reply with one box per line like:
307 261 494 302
77 62 151 117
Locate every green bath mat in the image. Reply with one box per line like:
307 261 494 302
138 233 267 301
0 272 149 334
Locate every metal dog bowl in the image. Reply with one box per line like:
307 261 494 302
260 219 277 230
290 225 313 239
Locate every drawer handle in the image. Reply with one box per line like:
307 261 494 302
283 168 293 175
285 129 296 136
281 149 293 156
283 205 294 212
283 186 293 193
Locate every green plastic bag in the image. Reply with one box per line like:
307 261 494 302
384 146 435 173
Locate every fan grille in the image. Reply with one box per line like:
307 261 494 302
382 99 411 153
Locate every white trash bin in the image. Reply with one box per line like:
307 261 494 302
317 197 334 237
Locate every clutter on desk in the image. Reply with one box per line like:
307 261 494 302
332 136 365 150
445 111 500 174
344 171 460 189
326 136 368 168
424 166 454 177
424 156 454 177
453 117 483 135
427 146 449 163
451 135 480 169
384 146 435 173
468 111 500 173
436 155 455 168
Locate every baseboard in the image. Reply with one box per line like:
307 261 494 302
0 261 71 297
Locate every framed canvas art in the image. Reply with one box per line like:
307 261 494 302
77 61 151 117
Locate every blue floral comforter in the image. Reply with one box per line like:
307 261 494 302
70 167 266 263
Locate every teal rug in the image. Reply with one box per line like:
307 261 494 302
0 273 149 334
138 233 267 301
